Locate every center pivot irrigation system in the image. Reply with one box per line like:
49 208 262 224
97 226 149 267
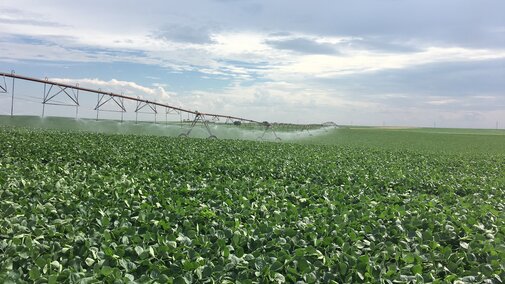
0 71 337 140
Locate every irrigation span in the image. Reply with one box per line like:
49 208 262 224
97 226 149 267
1 71 335 139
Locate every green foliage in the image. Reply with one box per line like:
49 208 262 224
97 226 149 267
0 126 504 283
301 127 505 155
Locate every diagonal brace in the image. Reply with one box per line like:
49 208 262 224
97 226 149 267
0 75 7 93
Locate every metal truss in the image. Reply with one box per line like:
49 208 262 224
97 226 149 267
94 91 127 121
300 125 313 136
322 121 338 132
135 98 158 124
322 121 338 127
165 107 183 128
179 112 217 139
258 122 281 141
43 79 80 118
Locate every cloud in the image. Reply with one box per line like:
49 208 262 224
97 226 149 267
426 99 458 106
266 37 337 55
175 79 381 123
313 58 505 102
0 8 68 28
342 37 420 53
154 24 216 44
0 17 67 28
266 47 505 79
49 77 175 103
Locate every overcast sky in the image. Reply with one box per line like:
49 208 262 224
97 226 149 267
1 0 504 127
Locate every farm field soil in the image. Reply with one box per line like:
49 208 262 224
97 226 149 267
0 126 504 283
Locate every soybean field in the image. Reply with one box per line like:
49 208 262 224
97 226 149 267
0 124 504 283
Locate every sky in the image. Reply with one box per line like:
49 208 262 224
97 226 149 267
0 0 504 128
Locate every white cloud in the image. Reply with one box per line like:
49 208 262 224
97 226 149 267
427 99 458 105
3 4 505 84
266 46 505 80
50 77 176 103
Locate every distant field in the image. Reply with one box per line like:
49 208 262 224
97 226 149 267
300 127 505 155
393 127 505 136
